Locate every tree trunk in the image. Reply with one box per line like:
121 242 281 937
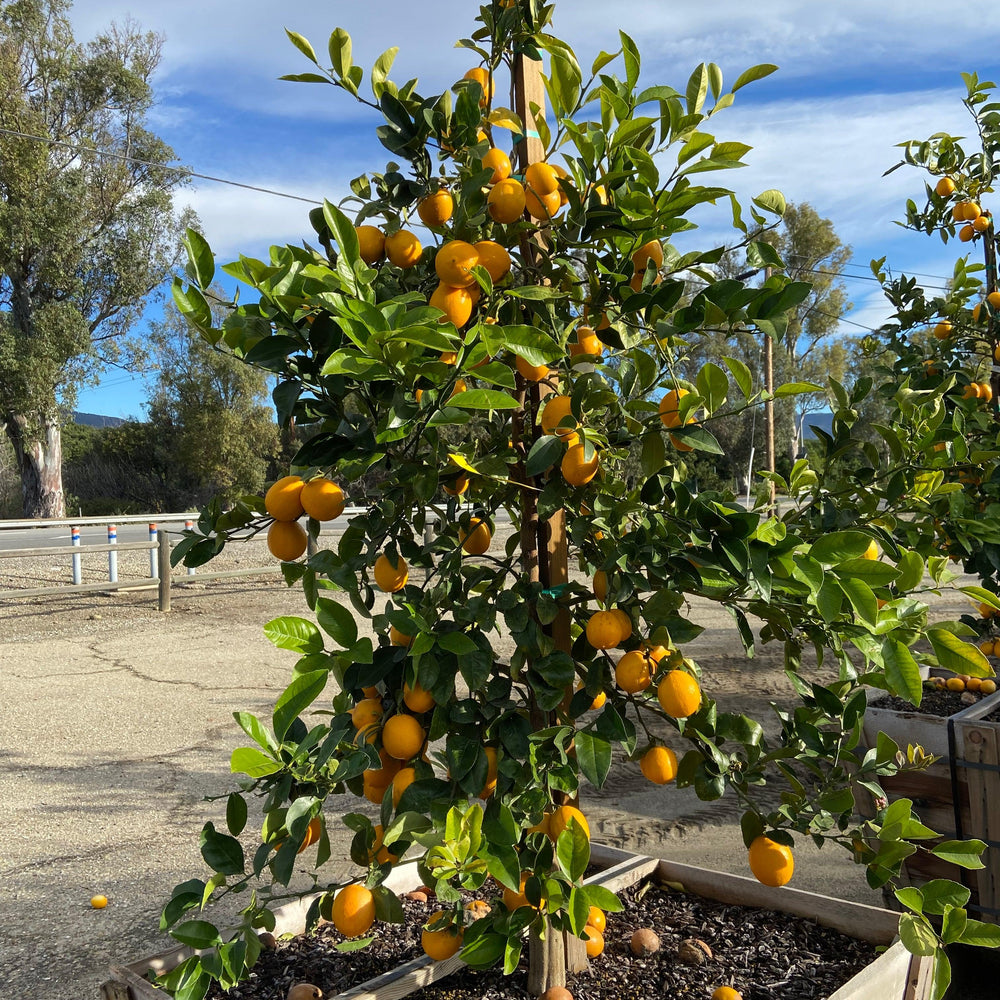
5 410 66 517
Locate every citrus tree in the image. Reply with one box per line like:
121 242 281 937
160 6 999 998
865 72 1000 624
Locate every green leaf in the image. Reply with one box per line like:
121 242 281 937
171 279 212 332
336 936 375 953
372 885 405 924
836 559 900 586
273 670 329 742
226 793 248 837
230 747 281 778
448 389 519 410
896 550 926 592
695 362 728 413
461 929 506 968
731 63 778 92
575 731 612 788
481 324 563 366
328 28 352 79
279 72 333 84
941 906 967 944
263 616 324 653
722 356 752 398
233 711 276 751
898 913 938 956
894 886 924 914
556 821 591 883
316 597 358 649
809 531 872 566
927 628 992 678
881 639 924 705
668 424 724 455
183 229 215 288
961 585 1000 613
773 381 823 397
751 188 786 216
200 822 245 876
932 951 952 1000
930 840 986 869
171 919 222 950
920 879 971 915
525 434 564 477
285 30 318 66
840 576 877 627
370 47 398 98
583 884 624 912
958 917 1000 947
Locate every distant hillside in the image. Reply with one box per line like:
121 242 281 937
803 411 833 438
71 411 125 429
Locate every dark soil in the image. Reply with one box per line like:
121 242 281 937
871 687 982 717
205 879 878 1000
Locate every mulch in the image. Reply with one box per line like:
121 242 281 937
870 687 978 717
205 879 878 1000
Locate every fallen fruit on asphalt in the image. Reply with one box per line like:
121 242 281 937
90 894 108 909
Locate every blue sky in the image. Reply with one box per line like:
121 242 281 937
69 0 1000 418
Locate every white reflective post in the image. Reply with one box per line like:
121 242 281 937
71 526 81 585
185 519 196 575
149 523 158 578
107 524 118 582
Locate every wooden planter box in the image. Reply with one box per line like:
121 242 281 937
861 686 1000 923
101 843 929 1000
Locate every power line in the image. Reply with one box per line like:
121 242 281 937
781 252 958 286
0 125 323 206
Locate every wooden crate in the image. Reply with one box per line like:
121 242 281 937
101 843 929 1000
860 688 1000 923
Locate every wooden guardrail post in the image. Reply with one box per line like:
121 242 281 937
158 530 171 612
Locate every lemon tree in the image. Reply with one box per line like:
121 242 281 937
160 6 997 997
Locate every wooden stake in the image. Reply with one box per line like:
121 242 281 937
512 49 587 986
764 266 776 506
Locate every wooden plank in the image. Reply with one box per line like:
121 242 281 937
512 54 546 168
862 706 952 758
959 718 1000 923
585 844 659 894
825 941 913 1000
338 952 462 1000
653 859 901 944
103 964 158 999
903 954 937 1000
952 688 1000 723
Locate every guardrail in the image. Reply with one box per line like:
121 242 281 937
0 506 473 608
0 525 280 610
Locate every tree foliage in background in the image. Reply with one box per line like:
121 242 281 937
0 0 193 517
146 296 281 504
678 202 852 490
